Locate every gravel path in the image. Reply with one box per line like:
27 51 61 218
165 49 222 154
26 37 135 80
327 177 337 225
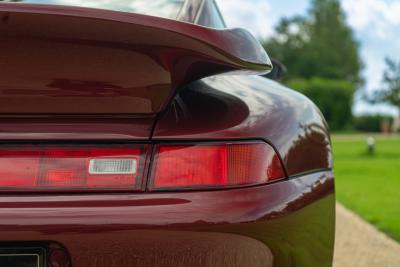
334 203 400 267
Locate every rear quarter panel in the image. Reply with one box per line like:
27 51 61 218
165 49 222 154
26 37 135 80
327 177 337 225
153 75 333 176
152 75 335 266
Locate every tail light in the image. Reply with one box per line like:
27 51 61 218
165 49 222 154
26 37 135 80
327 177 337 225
149 142 285 191
0 145 147 192
0 142 285 192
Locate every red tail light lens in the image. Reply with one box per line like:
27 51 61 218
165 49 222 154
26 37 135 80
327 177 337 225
0 142 285 192
150 142 285 190
0 145 147 192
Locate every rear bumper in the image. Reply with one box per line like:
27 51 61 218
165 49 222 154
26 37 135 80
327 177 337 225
0 171 334 267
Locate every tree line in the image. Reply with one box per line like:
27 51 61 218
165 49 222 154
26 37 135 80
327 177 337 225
262 0 399 131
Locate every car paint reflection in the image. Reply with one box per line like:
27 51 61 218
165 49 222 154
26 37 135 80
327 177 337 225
154 75 332 175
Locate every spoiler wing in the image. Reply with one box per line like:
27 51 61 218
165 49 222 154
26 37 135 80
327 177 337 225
0 3 272 114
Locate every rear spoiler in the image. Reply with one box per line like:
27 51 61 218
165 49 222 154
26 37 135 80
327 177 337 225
0 3 272 115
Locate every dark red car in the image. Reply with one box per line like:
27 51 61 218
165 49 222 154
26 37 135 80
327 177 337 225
0 0 334 266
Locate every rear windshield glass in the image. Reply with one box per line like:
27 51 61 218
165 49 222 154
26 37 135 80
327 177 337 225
1 0 185 19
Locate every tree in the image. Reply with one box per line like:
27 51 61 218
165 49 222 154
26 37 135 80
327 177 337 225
262 0 363 130
263 16 307 74
308 0 362 84
371 58 400 115
263 17 312 81
263 0 362 84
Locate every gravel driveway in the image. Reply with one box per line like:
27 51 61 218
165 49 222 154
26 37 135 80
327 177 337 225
334 203 400 267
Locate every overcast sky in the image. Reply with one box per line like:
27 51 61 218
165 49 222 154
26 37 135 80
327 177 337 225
216 0 400 116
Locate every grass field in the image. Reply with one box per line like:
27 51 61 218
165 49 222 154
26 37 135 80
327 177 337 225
332 134 400 241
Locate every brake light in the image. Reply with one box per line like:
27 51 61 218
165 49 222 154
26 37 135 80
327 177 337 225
150 142 285 190
0 142 285 192
0 146 146 192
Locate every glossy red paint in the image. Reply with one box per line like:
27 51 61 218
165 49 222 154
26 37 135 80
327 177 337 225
0 3 270 115
0 117 155 140
153 75 333 176
0 1 334 266
0 171 334 267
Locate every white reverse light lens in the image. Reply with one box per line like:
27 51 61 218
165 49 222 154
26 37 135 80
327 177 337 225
89 159 137 175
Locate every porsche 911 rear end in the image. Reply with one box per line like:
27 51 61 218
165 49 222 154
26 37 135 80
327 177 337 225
0 1 334 266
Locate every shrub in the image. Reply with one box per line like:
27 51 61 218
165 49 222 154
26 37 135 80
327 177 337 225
287 77 356 131
353 115 393 133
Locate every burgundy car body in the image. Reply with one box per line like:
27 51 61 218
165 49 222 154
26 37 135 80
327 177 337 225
0 0 335 266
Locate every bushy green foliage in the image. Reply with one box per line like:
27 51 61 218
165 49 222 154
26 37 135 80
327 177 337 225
287 78 355 130
263 0 364 131
353 115 393 133
263 0 362 85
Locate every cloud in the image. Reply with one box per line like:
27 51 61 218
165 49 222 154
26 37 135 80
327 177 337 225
342 0 400 40
216 0 273 40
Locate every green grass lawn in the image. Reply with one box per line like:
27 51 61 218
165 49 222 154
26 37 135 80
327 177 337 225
332 134 400 241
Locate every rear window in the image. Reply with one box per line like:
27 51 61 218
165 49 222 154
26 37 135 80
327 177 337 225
2 0 185 19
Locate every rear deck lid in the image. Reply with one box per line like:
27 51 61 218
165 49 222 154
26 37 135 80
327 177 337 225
0 3 271 115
